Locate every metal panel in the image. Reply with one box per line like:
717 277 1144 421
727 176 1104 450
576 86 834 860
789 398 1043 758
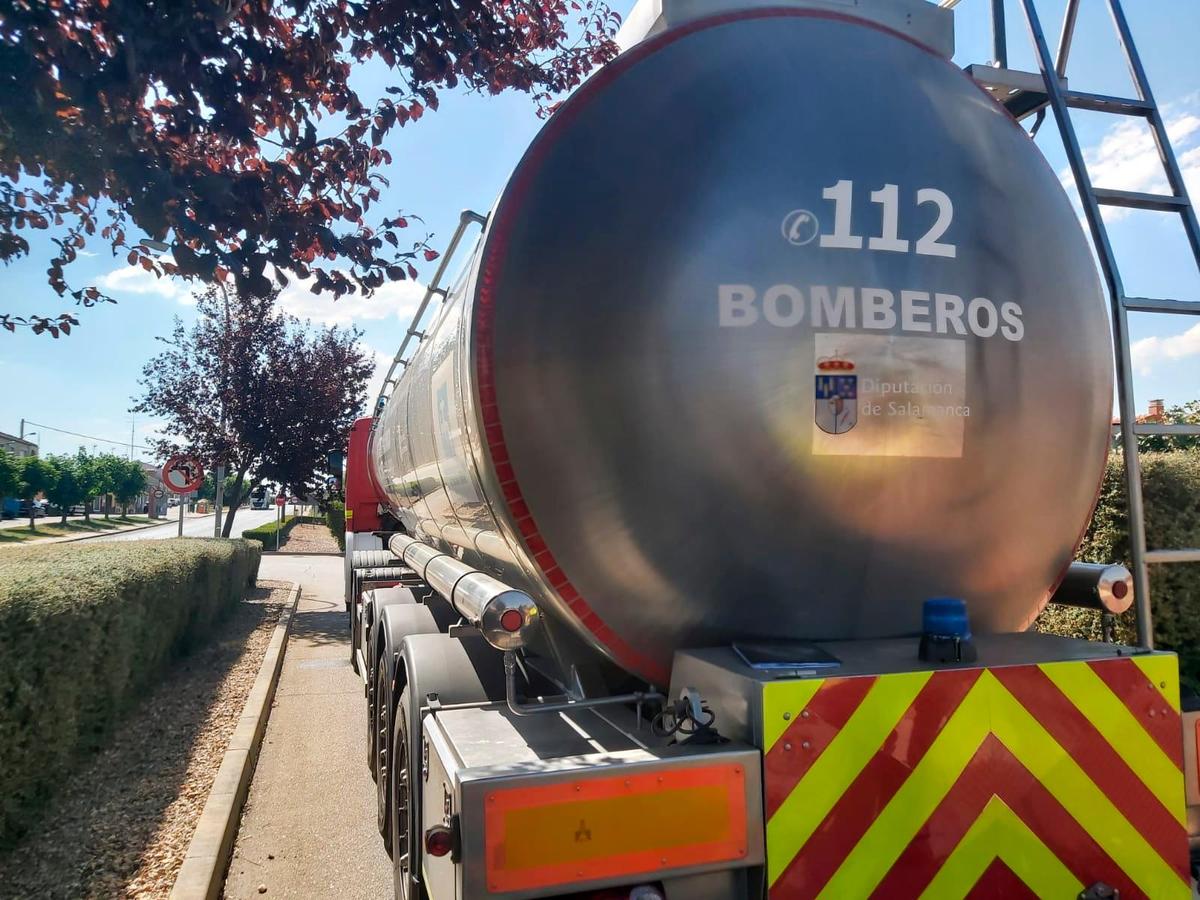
670 633 1178 750
758 655 1187 897
422 713 461 900
441 711 764 899
615 0 954 58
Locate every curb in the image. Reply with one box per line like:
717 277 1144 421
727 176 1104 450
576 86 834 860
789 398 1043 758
170 581 302 900
261 550 343 557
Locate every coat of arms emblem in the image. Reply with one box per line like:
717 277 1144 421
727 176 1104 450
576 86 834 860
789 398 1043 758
814 354 857 435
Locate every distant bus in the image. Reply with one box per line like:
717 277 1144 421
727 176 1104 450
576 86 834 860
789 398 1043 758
250 486 269 510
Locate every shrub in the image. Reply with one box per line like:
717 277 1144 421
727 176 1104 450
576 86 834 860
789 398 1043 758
326 501 345 551
1036 451 1200 690
242 515 296 547
0 538 261 846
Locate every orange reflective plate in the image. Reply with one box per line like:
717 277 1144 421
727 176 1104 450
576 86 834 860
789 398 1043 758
484 763 748 893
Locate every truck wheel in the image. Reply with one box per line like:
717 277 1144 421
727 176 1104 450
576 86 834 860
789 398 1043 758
374 667 393 854
391 689 416 900
369 601 436 780
367 659 378 781
349 590 361 674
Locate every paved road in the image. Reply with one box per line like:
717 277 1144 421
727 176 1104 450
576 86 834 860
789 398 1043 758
225 554 392 899
93 508 278 541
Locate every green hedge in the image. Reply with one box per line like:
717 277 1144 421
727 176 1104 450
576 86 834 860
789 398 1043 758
0 539 260 846
241 515 296 546
1036 451 1200 689
326 501 345 551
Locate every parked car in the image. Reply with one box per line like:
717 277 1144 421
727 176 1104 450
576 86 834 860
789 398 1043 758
18 500 46 518
68 504 88 515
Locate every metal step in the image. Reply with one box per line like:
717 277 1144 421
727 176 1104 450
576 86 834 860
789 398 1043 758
1131 423 1200 436
1145 549 1200 564
966 64 1057 120
1063 90 1152 115
1123 296 1200 315
967 68 1150 120
1093 187 1188 212
1110 423 1200 438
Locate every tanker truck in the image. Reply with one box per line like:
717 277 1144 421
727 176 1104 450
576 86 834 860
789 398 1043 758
341 1 1200 897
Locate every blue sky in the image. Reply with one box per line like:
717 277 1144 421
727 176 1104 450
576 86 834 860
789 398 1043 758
0 0 1197 459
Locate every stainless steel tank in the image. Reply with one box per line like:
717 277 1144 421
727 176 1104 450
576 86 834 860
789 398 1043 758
370 8 1113 686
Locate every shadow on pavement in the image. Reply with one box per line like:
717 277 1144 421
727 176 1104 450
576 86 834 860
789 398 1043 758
289 596 351 652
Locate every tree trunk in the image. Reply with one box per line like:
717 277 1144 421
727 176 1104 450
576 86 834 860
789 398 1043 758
104 495 111 520
84 501 90 522
28 500 35 532
221 468 250 538
60 512 67 525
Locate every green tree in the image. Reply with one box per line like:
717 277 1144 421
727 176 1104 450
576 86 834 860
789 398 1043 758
44 454 85 524
73 449 103 522
18 457 56 531
0 449 19 503
115 460 148 517
197 470 244 507
92 453 128 520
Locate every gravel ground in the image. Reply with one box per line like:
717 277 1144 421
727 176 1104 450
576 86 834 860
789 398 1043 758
0 582 291 900
278 523 340 554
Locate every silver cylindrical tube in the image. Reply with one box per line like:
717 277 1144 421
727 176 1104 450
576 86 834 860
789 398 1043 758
454 573 540 651
388 534 540 649
1048 562 1134 614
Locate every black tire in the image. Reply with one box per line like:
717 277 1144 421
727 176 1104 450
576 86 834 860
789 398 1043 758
350 587 363 675
390 689 416 900
376 662 393 854
366 644 379 779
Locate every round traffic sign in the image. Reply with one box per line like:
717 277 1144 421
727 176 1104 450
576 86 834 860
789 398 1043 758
274 495 286 507
162 455 204 494
152 488 165 498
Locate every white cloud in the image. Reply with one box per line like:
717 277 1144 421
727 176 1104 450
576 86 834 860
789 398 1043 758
96 259 428 321
1130 321 1200 375
275 276 426 327
1063 94 1200 221
360 343 395 411
97 260 191 303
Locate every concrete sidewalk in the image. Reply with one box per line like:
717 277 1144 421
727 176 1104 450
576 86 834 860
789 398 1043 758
224 555 391 899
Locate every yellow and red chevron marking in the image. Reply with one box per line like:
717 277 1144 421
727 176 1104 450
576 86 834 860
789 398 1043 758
761 655 1188 899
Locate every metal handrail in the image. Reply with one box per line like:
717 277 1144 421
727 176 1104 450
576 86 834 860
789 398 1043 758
1146 549 1200 565
371 209 487 419
1110 423 1200 437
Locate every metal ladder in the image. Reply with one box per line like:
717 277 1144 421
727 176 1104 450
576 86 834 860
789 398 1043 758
371 209 487 421
966 0 1200 647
